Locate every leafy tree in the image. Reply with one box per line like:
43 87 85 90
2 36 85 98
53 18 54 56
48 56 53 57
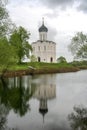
0 0 14 37
57 56 67 63
68 106 87 130
9 26 32 64
69 32 87 60
0 37 18 75
0 0 17 76
30 55 37 62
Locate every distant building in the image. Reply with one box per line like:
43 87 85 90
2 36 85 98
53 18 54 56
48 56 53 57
32 19 56 63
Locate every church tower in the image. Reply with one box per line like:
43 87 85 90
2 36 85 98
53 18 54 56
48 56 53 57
33 74 56 123
32 18 56 63
39 18 48 41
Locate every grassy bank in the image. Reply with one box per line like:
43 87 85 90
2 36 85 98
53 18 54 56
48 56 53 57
8 62 79 72
1 61 87 77
2 62 79 77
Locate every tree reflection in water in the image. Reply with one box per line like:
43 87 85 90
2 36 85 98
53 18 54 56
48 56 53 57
68 106 87 130
0 104 9 130
0 103 17 130
0 76 36 130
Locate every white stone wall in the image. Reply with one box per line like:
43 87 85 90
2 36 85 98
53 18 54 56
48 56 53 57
39 32 47 41
33 83 56 99
32 41 56 63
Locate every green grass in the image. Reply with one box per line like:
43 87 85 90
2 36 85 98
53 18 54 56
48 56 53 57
1 61 87 71
8 62 78 71
1 61 87 76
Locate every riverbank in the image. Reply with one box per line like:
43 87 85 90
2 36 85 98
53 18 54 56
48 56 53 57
1 62 81 78
3 67 80 77
1 61 87 78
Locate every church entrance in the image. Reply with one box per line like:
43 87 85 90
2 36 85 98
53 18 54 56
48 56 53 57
50 57 53 63
38 57 41 62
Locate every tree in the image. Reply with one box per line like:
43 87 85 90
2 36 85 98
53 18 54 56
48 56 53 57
0 0 17 75
0 0 14 37
69 32 87 60
9 26 32 64
57 56 67 63
0 37 18 75
30 55 37 62
68 106 87 130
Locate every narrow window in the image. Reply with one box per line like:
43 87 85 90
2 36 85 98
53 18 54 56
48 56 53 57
38 57 41 62
50 57 53 63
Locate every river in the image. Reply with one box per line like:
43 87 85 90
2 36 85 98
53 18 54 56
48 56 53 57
0 70 87 130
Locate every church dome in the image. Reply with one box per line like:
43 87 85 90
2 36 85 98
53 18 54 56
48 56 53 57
39 108 48 115
39 24 48 32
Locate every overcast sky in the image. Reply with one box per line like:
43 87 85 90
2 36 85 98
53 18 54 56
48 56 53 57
7 0 87 61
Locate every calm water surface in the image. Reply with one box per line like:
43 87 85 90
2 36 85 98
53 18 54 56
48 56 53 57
0 70 87 130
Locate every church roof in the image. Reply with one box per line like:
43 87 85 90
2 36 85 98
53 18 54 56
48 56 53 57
39 24 48 32
39 108 48 116
39 108 48 123
39 18 48 32
32 40 56 44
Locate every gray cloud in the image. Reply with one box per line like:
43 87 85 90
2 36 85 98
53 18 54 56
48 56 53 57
42 0 87 13
39 0 87 12
39 0 75 9
77 0 87 13
9 0 87 13
39 0 87 13
9 0 75 10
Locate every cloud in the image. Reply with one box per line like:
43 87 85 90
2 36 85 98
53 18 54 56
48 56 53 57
77 0 87 13
8 0 40 8
39 0 75 9
47 26 57 41
39 0 87 13
44 11 59 19
9 0 87 13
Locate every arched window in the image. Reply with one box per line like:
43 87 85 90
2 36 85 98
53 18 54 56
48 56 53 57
50 57 53 63
38 57 41 62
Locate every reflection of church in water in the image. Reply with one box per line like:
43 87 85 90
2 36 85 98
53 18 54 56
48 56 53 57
8 75 56 123
33 75 56 122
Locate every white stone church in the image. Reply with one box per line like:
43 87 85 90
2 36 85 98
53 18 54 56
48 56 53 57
32 19 56 63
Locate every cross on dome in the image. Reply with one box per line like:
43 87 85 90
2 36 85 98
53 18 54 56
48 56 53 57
42 17 44 25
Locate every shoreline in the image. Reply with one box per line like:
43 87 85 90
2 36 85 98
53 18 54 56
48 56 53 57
2 67 80 78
